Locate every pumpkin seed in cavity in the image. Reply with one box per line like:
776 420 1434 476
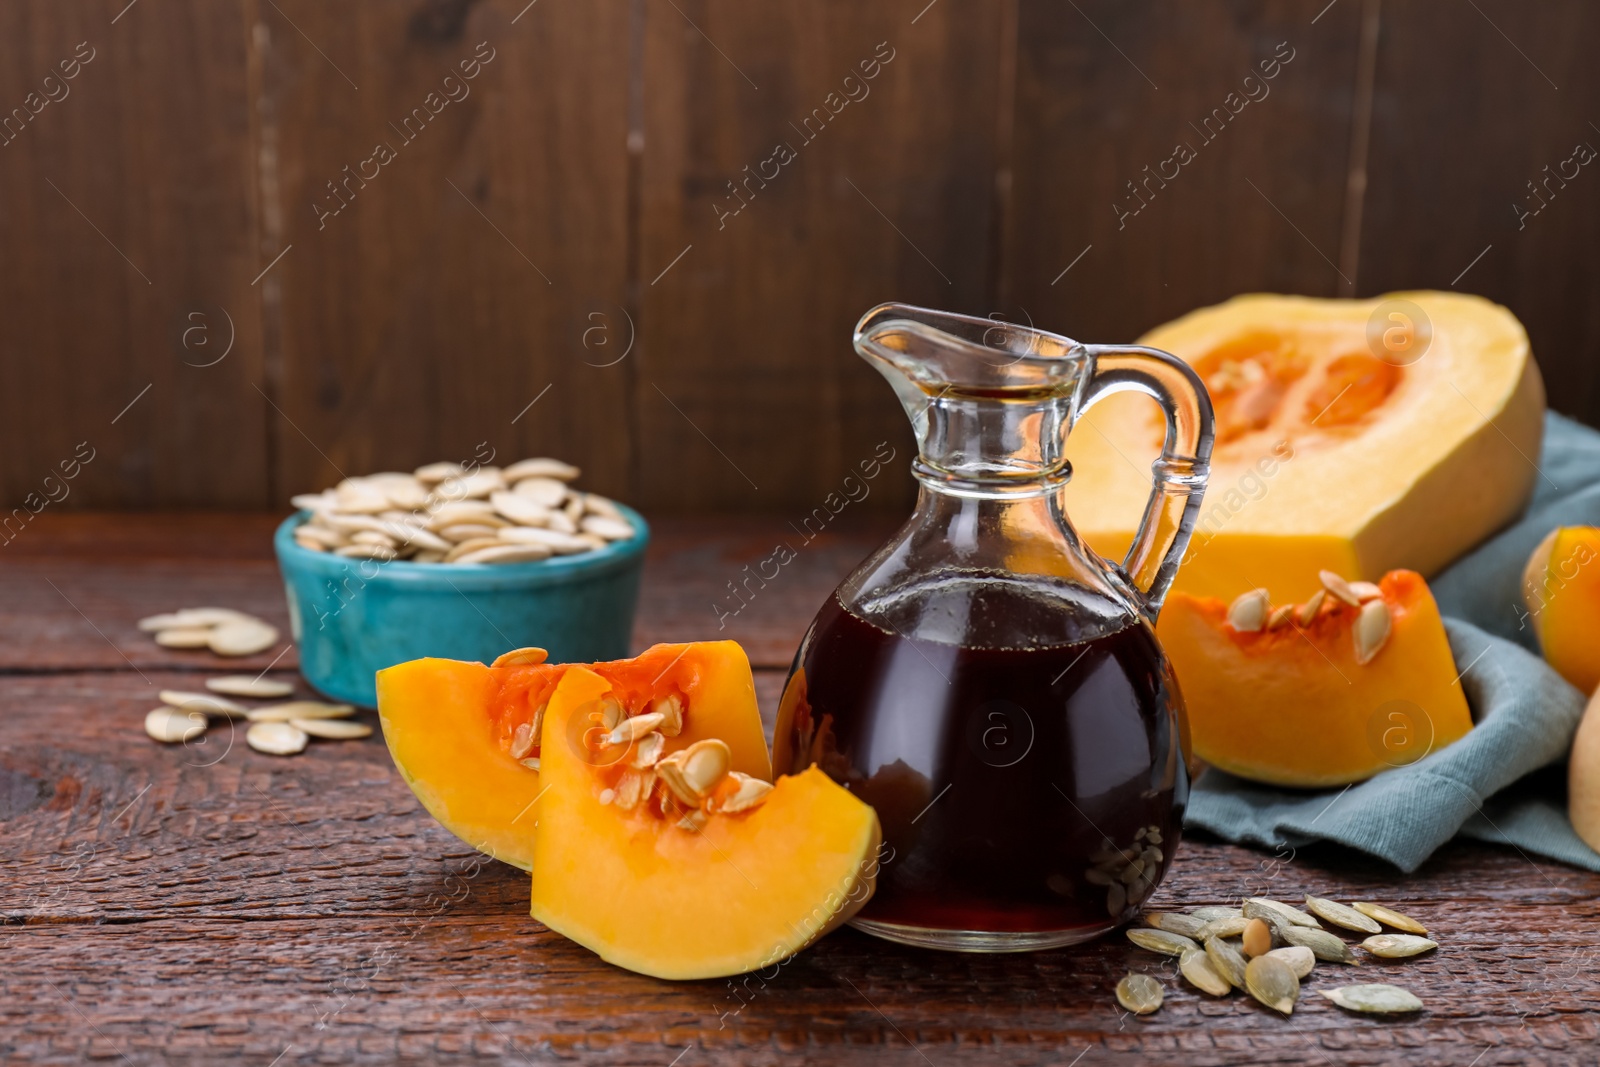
1144 912 1208 940
1361 933 1438 959
1126 928 1198 957
1243 897 1319 928
1244 954 1300 1014
1281 925 1359 964
1242 917 1273 958
1351 901 1429 934
1305 894 1382 934
1180 948 1232 997
1321 983 1424 1014
1198 915 1250 941
1264 945 1315 979
1115 973 1163 1015
1188 906 1241 922
1205 935 1249 990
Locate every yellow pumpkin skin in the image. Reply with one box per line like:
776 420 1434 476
1065 292 1545 603
1157 571 1473 788
1522 526 1600 695
377 641 772 870
530 665 882 980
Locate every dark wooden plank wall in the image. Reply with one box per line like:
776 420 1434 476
0 0 1595 515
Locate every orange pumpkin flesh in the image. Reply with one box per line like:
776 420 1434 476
376 641 771 870
1157 571 1473 788
530 665 882 980
1522 526 1600 694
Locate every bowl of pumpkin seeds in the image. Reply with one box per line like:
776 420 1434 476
276 457 648 708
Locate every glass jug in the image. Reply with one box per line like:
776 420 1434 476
773 303 1214 952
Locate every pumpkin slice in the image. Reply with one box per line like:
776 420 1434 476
1522 526 1600 694
376 641 771 870
1157 570 1473 787
530 665 882 979
1065 292 1544 602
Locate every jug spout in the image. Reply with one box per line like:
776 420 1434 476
853 303 1090 495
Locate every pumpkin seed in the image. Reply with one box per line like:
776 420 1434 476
1264 945 1315 979
607 711 666 745
718 772 773 813
511 476 568 508
682 739 732 794
1188 906 1241 922
1106 882 1127 917
1243 897 1319 928
1126 928 1198 957
1297 588 1327 625
208 619 279 657
1281 925 1359 964
1228 588 1269 632
1321 983 1423 1014
582 516 636 541
247 721 308 755
1244 954 1299 1014
1115 973 1163 1015
442 537 504 562
520 757 541 771
677 809 709 832
652 693 684 736
491 647 549 668
613 768 655 812
1361 933 1438 959
155 627 213 649
247 701 355 722
415 461 465 484
145 707 207 743
510 722 536 759
159 690 246 718
1205 935 1249 990
1179 947 1232 997
1351 901 1429 934
630 732 665 769
438 524 510 545
290 718 372 740
334 543 397 561
503 457 580 483
1319 570 1362 606
584 493 624 520
1305 894 1382 934
205 675 294 699
1198 915 1250 941
1266 604 1294 630
1348 581 1385 602
1353 599 1392 665
1144 912 1207 940
1241 917 1273 958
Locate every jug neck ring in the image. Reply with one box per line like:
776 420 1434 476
912 462 1073 501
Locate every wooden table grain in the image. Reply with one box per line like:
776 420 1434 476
3 514 1597 1066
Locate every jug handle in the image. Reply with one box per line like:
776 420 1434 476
1078 345 1215 619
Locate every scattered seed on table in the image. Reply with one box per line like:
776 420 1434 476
1305 894 1383 934
158 690 246 718
1244 954 1300 1014
145 707 206 743
291 718 372 740
1188 906 1242 922
1361 933 1438 959
1243 897 1319 929
247 701 355 722
208 618 279 657
1263 945 1315 979
1126 928 1198 957
247 721 308 756
1143 912 1208 940
1115 973 1163 1015
1352 901 1429 935
1242 917 1273 958
1321 984 1424 1014
1205 935 1249 990
1198 915 1249 941
1281 925 1359 964
1179 948 1232 997
154 628 212 649
206 675 295 699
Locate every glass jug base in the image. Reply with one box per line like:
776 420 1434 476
850 917 1117 953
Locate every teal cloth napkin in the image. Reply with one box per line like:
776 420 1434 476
1185 412 1600 872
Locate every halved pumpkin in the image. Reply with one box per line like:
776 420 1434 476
1522 526 1600 694
530 664 882 979
1157 570 1473 787
1065 292 1544 602
376 641 771 869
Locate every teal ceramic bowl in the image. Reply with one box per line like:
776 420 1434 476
274 507 649 707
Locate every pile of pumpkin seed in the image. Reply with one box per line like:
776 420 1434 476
143 676 372 756
1116 895 1436 1018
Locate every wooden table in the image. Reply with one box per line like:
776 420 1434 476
4 515 1597 1066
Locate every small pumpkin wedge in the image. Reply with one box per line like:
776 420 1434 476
530 664 882 979
376 641 771 869
1158 570 1473 787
